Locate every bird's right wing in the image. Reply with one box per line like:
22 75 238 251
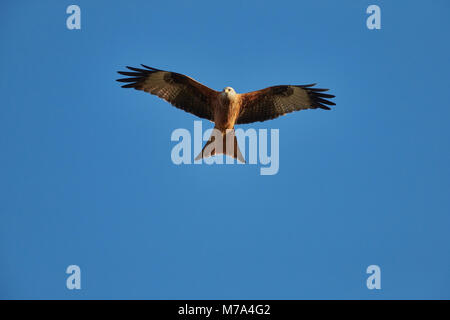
117 65 218 121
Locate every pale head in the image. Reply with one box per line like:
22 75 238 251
222 86 236 99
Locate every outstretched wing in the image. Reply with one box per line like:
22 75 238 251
116 65 218 121
237 84 335 124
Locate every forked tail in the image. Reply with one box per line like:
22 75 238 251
195 129 245 163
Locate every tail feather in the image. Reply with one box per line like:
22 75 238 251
195 129 245 163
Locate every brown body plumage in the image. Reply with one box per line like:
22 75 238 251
214 92 241 130
116 65 335 162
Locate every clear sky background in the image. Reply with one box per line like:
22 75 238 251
1 0 449 299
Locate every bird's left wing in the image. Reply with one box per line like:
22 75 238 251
237 84 335 124
117 65 218 121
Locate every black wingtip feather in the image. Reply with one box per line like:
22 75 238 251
299 83 317 88
141 64 160 71
315 97 336 106
116 78 142 83
126 66 147 72
121 83 139 88
302 84 336 110
117 64 163 89
117 71 143 76
308 88 330 92
314 92 335 99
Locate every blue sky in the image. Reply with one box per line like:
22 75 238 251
1 0 449 299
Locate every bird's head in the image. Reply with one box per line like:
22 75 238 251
222 87 236 99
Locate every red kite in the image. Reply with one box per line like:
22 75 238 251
117 65 335 162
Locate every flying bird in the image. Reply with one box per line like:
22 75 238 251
116 65 335 162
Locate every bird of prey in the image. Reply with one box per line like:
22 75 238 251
116 65 335 162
